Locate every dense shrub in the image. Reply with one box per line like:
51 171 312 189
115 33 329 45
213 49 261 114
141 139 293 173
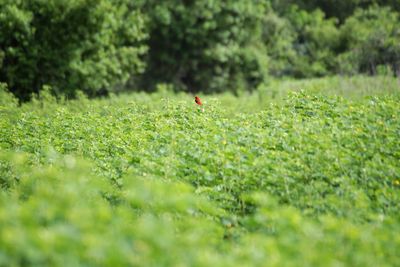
0 0 147 101
0 85 399 265
263 6 339 78
270 0 363 21
261 10 296 77
0 82 17 108
338 6 400 75
1 0 400 100
271 0 400 21
138 0 268 94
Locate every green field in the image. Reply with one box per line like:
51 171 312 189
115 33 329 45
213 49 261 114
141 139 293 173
1 76 400 266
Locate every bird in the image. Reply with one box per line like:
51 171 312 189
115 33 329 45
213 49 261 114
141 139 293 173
194 96 202 106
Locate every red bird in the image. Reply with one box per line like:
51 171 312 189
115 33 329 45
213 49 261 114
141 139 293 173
194 96 202 106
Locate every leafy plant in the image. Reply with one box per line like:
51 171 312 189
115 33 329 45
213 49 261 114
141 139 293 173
0 80 399 266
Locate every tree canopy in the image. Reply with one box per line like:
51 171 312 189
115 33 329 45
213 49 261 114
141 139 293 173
0 0 399 100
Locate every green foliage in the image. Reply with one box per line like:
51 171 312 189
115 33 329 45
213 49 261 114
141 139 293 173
138 0 268 94
0 152 225 266
0 82 17 108
1 0 400 100
271 0 400 21
272 0 366 22
339 6 400 75
260 2 400 80
1 80 399 265
263 6 340 78
258 75 400 103
0 0 147 101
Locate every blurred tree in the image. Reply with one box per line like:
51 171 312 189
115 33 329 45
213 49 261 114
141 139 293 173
262 6 340 78
271 0 400 22
1 0 400 100
270 0 366 21
338 6 400 75
137 0 268 94
0 0 147 101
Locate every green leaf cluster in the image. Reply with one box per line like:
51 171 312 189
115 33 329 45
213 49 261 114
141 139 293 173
138 0 268 94
0 0 147 101
1 83 399 266
339 6 400 75
1 1 400 100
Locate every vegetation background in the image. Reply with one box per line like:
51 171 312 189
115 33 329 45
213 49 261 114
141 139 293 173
1 1 400 266
1 0 399 100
